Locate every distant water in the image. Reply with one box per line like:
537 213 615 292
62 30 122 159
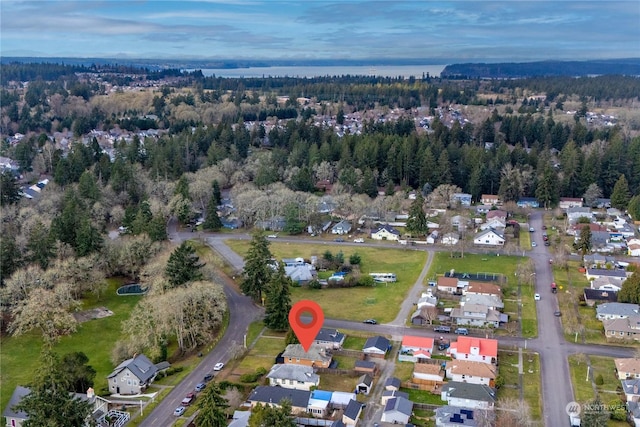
192 64 447 78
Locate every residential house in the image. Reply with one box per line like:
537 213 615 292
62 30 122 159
566 207 594 224
412 363 445 388
427 230 440 244
435 406 493 427
559 197 584 209
596 303 639 320
583 254 617 269
282 344 332 368
628 402 640 427
445 360 497 386
451 215 466 230
440 382 497 410
381 396 414 424
442 232 460 245
480 218 506 231
476 205 492 214
486 210 507 221
452 193 472 207
438 276 463 294
284 264 315 284
331 220 352 235
381 390 410 406
568 222 608 237
590 276 625 292
622 379 640 402
330 391 356 410
3 386 113 427
317 197 336 213
473 228 505 246
481 195 500 205
411 306 437 325
460 294 504 311
603 316 640 341
384 377 401 391
417 291 438 309
586 269 628 282
266 364 320 391
615 358 640 380
448 337 498 365
628 239 640 257
371 224 401 241
517 198 539 208
355 374 373 395
229 410 251 427
255 216 286 231
363 336 390 358
399 335 434 362
342 399 364 426
247 386 310 414
465 282 502 298
107 353 159 395
450 303 505 328
314 328 346 349
583 288 618 306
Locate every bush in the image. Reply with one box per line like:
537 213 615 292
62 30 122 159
239 367 268 383
595 373 604 385
308 279 322 290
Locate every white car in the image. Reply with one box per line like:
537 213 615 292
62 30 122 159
353 238 364 243
267 234 277 238
531 242 537 247
534 293 541 301
213 362 225 371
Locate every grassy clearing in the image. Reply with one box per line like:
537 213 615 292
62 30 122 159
522 352 542 420
226 240 426 323
247 320 265 347
520 231 532 250
568 355 596 403
342 336 367 350
318 373 359 393
428 252 521 281
394 361 415 382
332 355 357 369
234 335 285 374
589 356 623 397
1 278 141 407
401 388 446 404
498 351 520 388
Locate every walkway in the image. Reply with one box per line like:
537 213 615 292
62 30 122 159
390 251 434 326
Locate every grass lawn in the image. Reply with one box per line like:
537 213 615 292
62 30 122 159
247 320 265 347
342 336 367 350
318 373 359 393
520 231 532 250
498 351 520 387
401 388 446 405
394 361 415 382
589 356 623 397
1 278 141 408
332 355 357 369
568 355 596 403
234 336 285 374
428 252 521 285
522 352 542 420
226 240 426 323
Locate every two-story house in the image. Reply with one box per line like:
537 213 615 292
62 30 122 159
445 360 497 386
107 353 159 395
398 335 434 363
450 303 505 328
282 344 332 368
440 382 496 410
448 337 498 365
596 303 639 321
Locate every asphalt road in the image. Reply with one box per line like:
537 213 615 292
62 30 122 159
144 218 636 427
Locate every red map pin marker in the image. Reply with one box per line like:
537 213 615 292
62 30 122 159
289 300 324 352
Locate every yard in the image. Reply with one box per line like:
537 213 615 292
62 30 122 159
497 350 542 421
0 278 142 410
427 252 521 285
225 241 426 323
233 335 286 375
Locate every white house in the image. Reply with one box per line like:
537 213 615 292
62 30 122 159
331 220 352 235
371 224 401 241
445 360 497 386
440 382 496 410
448 337 498 365
381 396 413 424
628 239 640 257
427 230 440 244
479 218 506 231
442 232 460 245
596 303 640 321
266 364 320 391
450 303 505 327
363 336 390 358
473 228 505 246
398 335 434 363
107 354 159 395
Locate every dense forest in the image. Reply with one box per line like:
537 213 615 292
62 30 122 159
1 62 640 287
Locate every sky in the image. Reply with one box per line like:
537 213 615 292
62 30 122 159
1 0 639 62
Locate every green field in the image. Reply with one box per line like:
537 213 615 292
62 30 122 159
225 240 426 323
0 279 141 410
428 252 521 283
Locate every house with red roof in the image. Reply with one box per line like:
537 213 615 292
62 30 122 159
447 336 498 365
398 335 434 362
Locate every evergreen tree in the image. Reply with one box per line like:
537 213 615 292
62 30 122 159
283 203 304 235
147 215 168 241
78 170 101 202
406 193 428 235
59 352 96 393
241 232 273 303
580 398 609 427
15 348 93 427
194 381 228 427
264 264 292 331
610 174 631 210
249 401 296 427
175 175 191 200
535 163 559 209
628 195 640 221
75 217 103 257
1 237 22 285
203 196 223 231
0 170 21 205
165 241 205 287
618 271 640 304
26 220 55 269
574 225 592 256
212 180 222 206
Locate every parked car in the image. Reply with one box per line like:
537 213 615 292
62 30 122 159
213 362 225 371
195 383 206 392
434 325 451 333
353 238 365 243
529 227 535 232
544 241 551 246
267 234 278 238
174 406 186 416
531 242 537 247
534 293 541 301
454 328 469 335
363 319 377 325
334 238 345 242
203 373 213 382
181 392 195 406
554 311 562 317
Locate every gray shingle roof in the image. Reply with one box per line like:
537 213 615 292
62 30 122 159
382 390 409 400
597 303 640 318
441 382 496 403
364 336 390 352
315 328 345 344
2 386 30 421
107 354 158 383
266 364 319 384
343 399 364 420
384 396 413 416
357 374 373 387
385 377 401 389
248 386 311 408
282 344 332 364
355 360 376 370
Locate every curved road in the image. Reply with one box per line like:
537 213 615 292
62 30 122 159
142 219 635 426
